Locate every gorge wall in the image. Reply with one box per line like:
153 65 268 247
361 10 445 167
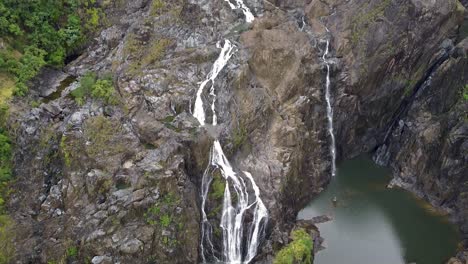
0 0 466 263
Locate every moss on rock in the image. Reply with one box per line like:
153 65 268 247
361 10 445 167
274 229 313 264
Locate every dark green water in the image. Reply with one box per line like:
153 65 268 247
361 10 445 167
43 75 76 103
298 156 460 264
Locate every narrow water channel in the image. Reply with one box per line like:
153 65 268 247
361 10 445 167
298 156 460 264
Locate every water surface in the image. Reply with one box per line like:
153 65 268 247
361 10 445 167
298 156 460 264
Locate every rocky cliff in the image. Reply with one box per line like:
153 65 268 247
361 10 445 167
0 0 466 263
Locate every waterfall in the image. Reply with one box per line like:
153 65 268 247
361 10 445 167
196 1 268 263
322 38 337 177
224 0 255 23
193 41 236 126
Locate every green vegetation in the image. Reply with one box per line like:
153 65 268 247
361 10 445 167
206 171 226 218
350 0 391 46
0 133 11 183
0 103 12 184
123 34 141 56
150 0 165 16
71 72 118 105
66 246 78 258
0 214 14 264
209 171 225 201
463 84 468 101
141 39 172 67
231 124 248 151
159 214 172 227
0 74 14 105
97 179 112 194
84 116 124 158
0 0 105 96
127 38 172 76
144 192 179 229
60 135 72 167
0 104 13 264
274 229 314 264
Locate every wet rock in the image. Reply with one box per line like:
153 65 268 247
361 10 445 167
91 255 113 264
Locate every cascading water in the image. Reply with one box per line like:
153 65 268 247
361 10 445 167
322 37 337 177
195 2 268 263
194 41 235 126
224 0 255 23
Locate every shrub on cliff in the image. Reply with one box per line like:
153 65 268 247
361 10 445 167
71 72 118 105
274 228 314 264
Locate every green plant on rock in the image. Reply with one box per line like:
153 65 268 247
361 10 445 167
60 135 71 167
350 0 391 46
144 204 161 225
159 213 172 228
123 34 141 56
71 72 96 105
231 123 248 152
145 192 179 228
163 192 176 205
66 246 78 258
274 229 314 264
141 39 172 67
91 79 115 104
151 0 165 16
463 84 468 101
71 72 117 105
209 170 225 201
0 214 14 264
84 116 125 158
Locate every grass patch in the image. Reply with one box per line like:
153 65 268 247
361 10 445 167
123 34 142 56
274 229 313 264
0 214 14 264
83 116 125 158
127 38 172 76
150 0 165 16
0 74 14 105
141 39 172 67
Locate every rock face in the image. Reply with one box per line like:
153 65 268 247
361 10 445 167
375 38 468 260
2 0 467 263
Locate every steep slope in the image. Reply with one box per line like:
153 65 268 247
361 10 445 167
0 0 466 263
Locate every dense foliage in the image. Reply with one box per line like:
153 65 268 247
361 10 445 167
71 72 117 105
0 105 13 264
0 105 11 186
274 229 314 264
0 0 104 95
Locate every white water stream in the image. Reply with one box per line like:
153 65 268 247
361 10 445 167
195 2 268 263
322 39 336 177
